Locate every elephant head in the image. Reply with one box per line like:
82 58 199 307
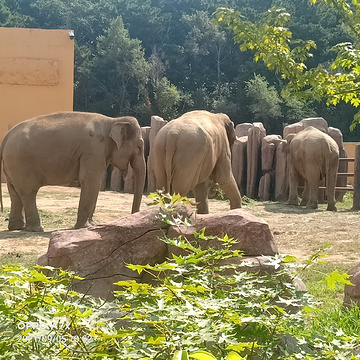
109 118 146 213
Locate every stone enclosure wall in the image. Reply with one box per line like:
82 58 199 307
103 115 350 203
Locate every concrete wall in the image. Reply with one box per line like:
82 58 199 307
0 27 74 142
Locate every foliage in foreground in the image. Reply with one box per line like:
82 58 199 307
0 194 359 359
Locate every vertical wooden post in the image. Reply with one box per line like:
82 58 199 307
353 145 360 210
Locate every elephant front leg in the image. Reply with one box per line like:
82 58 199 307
75 179 101 229
7 182 25 231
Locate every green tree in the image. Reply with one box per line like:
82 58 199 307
215 1 360 129
0 0 31 26
245 74 283 133
92 16 150 119
147 53 190 120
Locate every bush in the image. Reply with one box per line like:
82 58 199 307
0 194 359 359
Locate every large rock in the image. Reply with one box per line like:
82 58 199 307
301 117 328 132
344 262 360 307
283 117 328 140
38 206 278 298
258 135 282 201
247 123 266 199
235 123 252 138
283 122 304 140
261 135 282 173
275 140 288 201
232 136 247 196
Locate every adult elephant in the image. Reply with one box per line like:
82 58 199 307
153 110 241 213
0 112 146 231
285 126 339 211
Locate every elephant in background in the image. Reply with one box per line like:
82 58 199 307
153 110 242 213
0 111 146 231
284 126 339 211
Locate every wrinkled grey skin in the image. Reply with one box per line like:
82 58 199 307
284 126 339 211
0 111 146 231
153 110 241 213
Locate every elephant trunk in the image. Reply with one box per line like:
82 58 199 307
131 154 146 213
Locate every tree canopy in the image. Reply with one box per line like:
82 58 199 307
1 0 360 139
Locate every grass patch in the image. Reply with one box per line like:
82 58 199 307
0 252 38 267
301 262 351 307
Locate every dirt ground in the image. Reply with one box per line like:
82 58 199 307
0 184 359 267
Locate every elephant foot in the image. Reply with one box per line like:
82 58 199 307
286 198 299 206
327 203 337 212
306 202 318 210
74 220 96 229
8 218 25 231
300 199 307 206
25 223 44 232
8 223 25 231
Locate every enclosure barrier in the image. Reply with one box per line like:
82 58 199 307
353 145 360 210
317 152 360 208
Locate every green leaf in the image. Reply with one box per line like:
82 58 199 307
324 270 354 291
226 352 246 360
174 350 190 360
190 350 217 360
283 255 298 263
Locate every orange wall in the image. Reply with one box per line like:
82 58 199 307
0 27 74 142
343 142 360 185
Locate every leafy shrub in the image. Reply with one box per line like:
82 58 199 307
0 194 359 359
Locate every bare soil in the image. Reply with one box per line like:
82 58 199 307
0 184 359 267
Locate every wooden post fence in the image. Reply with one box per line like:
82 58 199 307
353 145 360 210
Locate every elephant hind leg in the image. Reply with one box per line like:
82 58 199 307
194 182 209 214
305 166 320 210
213 160 241 210
300 180 309 206
7 181 25 231
325 164 338 212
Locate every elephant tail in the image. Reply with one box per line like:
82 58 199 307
165 134 176 194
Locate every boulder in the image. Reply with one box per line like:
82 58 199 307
247 123 266 199
300 117 328 132
275 140 288 201
231 136 247 196
344 262 360 308
38 206 278 298
283 122 304 140
235 123 252 138
258 172 274 201
261 135 282 173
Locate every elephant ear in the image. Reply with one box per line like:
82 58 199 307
225 121 236 148
283 133 297 153
110 122 131 149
